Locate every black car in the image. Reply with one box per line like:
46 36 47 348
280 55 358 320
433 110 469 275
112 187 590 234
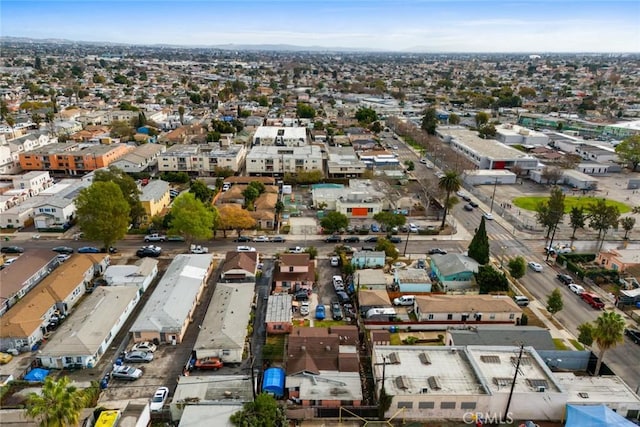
469 201 479 208
294 290 309 301
52 246 74 254
462 195 472 202
233 236 251 242
136 247 161 258
100 246 118 254
388 236 402 243
324 235 342 243
625 328 640 344
428 248 448 255
1 246 24 254
336 291 350 303
331 302 343 320
556 274 574 285
364 236 378 243
343 236 360 243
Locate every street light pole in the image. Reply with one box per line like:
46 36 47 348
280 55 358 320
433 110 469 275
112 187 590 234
490 177 498 213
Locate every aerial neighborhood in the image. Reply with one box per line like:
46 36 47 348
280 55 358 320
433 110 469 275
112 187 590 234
1 40 640 427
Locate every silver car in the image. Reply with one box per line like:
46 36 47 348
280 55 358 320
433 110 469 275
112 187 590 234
124 350 154 363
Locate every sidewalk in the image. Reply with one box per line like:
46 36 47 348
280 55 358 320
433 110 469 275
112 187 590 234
528 300 582 350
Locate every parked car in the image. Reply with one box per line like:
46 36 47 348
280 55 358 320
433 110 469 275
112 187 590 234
315 304 326 320
166 235 185 242
136 246 161 258
331 302 343 320
625 328 640 345
581 292 605 309
294 290 309 301
233 236 252 242
299 301 310 316
123 350 154 363
78 246 100 254
364 236 378 243
324 235 342 243
370 223 380 232
336 291 350 303
557 274 574 285
513 296 530 307
149 387 169 412
388 236 402 243
409 223 420 233
0 352 13 364
528 261 543 272
483 213 494 220
131 341 157 353
569 283 585 295
270 236 286 243
144 233 166 242
0 246 24 254
111 365 143 381
428 248 447 255
253 235 269 242
193 357 223 370
330 256 340 267
56 254 71 263
100 246 118 254
52 246 74 254
236 246 257 252
463 204 474 211
343 236 360 243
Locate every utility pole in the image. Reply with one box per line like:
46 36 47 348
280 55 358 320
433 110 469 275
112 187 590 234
402 228 411 256
248 341 257 400
503 344 524 422
490 177 498 213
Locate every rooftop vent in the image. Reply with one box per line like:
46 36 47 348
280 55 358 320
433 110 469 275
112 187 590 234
394 376 410 390
388 352 400 364
418 352 431 365
481 355 501 364
427 376 442 390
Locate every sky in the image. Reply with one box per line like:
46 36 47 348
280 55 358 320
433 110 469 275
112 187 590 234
1 0 639 52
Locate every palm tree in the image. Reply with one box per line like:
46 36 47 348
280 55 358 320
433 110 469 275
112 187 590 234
438 170 462 230
592 311 625 376
26 376 87 427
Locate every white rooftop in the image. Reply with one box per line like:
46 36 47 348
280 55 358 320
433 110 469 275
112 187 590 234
286 371 363 402
555 373 640 405
440 126 536 161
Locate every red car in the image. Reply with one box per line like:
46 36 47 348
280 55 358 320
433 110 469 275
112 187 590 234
193 357 223 370
581 292 605 309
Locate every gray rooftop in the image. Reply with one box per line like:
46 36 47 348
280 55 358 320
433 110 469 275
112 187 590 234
431 253 480 276
440 127 536 161
447 326 555 350
140 179 169 201
286 371 363 402
265 293 293 324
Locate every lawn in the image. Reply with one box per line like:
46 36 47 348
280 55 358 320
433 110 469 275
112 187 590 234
552 338 570 351
569 339 585 351
513 196 631 214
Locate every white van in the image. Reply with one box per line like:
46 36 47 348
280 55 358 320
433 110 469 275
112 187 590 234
393 295 416 306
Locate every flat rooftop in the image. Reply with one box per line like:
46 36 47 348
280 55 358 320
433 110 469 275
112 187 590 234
286 371 363 402
555 372 640 405
441 127 535 161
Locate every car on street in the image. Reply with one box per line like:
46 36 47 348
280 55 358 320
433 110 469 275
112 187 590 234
1 246 24 254
513 295 530 307
428 248 447 255
131 341 157 353
343 236 360 243
581 292 605 309
78 246 100 254
236 246 257 252
136 246 161 257
124 350 154 363
324 235 342 243
331 302 343 320
193 357 223 370
270 236 286 243
144 233 166 242
557 274 574 285
52 246 74 254
388 236 402 243
528 261 543 272
469 201 479 208
100 246 118 254
463 204 474 211
483 213 494 220
625 328 640 344
166 235 186 242
569 283 585 295
364 236 378 243
233 236 252 242
111 365 143 381
56 254 71 263
315 304 326 320
330 256 340 267
253 235 269 242
149 387 169 412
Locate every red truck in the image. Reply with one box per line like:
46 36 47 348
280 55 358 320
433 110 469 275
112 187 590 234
581 292 605 309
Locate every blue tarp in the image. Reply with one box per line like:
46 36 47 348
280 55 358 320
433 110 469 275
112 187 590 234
24 368 50 382
566 404 637 427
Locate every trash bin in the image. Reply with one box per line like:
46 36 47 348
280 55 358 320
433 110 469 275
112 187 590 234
389 326 398 333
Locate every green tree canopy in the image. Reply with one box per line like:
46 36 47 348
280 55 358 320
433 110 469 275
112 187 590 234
475 111 490 128
375 238 399 261
535 186 565 239
373 211 406 230
296 103 316 119
76 181 130 250
448 113 460 125
577 322 594 347
507 256 526 279
475 264 509 294
588 199 620 249
169 193 214 243
569 206 587 239
421 108 438 135
620 216 636 240
26 376 88 427
94 166 144 225
320 211 349 234
546 289 564 314
468 216 489 265
438 171 462 230
592 311 625 375
614 135 640 171
355 107 378 125
230 393 287 427
189 179 214 204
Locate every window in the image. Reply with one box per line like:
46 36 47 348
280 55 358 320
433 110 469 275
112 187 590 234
440 402 456 409
397 402 413 409
65 357 73 364
419 402 434 409
447 313 453 320
489 314 496 320
222 350 230 356
461 402 476 410
427 314 434 320
509 313 515 320
289 266 294 272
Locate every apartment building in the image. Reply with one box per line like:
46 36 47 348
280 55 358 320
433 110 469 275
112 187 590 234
11 171 53 196
246 145 323 176
139 179 170 223
19 143 134 175
158 143 246 174
252 126 308 146
110 143 166 173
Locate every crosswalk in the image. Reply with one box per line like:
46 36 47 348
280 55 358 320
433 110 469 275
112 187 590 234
488 232 517 243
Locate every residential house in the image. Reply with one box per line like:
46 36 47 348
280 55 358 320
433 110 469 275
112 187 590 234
415 295 522 325
37 286 140 369
358 289 393 315
110 143 166 173
69 125 110 142
445 325 556 350
32 179 91 230
273 254 315 294
393 268 433 293
352 251 386 269
130 254 214 344
139 179 170 224
597 249 640 273
429 254 480 290
251 192 277 229
0 249 59 316
103 258 159 292
245 145 324 176
19 143 134 175
0 254 109 352
193 282 254 364
372 345 566 421
11 171 53 197
265 293 293 335
220 251 258 282
354 269 388 291
285 326 362 407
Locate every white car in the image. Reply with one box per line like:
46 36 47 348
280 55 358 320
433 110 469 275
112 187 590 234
149 386 169 412
56 254 71 262
330 256 340 267
131 341 157 353
528 261 543 272
483 213 494 220
569 283 585 295
299 301 310 316
253 236 269 242
237 246 257 252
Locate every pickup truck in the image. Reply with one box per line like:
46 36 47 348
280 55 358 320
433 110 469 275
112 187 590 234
581 292 605 309
287 246 305 254
190 244 209 254
144 233 166 242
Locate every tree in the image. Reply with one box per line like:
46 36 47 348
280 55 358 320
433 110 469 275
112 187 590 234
478 124 496 139
76 182 130 250
475 264 509 294
569 206 587 240
218 204 256 237
230 393 287 427
448 113 460 125
242 186 260 210
26 376 87 427
592 311 625 375
403 160 415 171
375 238 399 261
370 121 383 133
355 107 378 125
541 167 563 185
189 179 214 204
620 216 636 240
5 115 15 139
546 289 564 315
94 166 144 225
468 216 489 265
588 199 620 250
320 211 349 234
169 193 214 244
178 105 185 124
475 111 490 128
615 135 640 171
535 186 565 239
296 102 315 119
508 256 526 279
438 171 462 230
421 108 438 135
373 211 406 231
577 322 594 347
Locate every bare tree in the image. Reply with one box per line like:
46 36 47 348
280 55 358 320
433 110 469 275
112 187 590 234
541 167 563 185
